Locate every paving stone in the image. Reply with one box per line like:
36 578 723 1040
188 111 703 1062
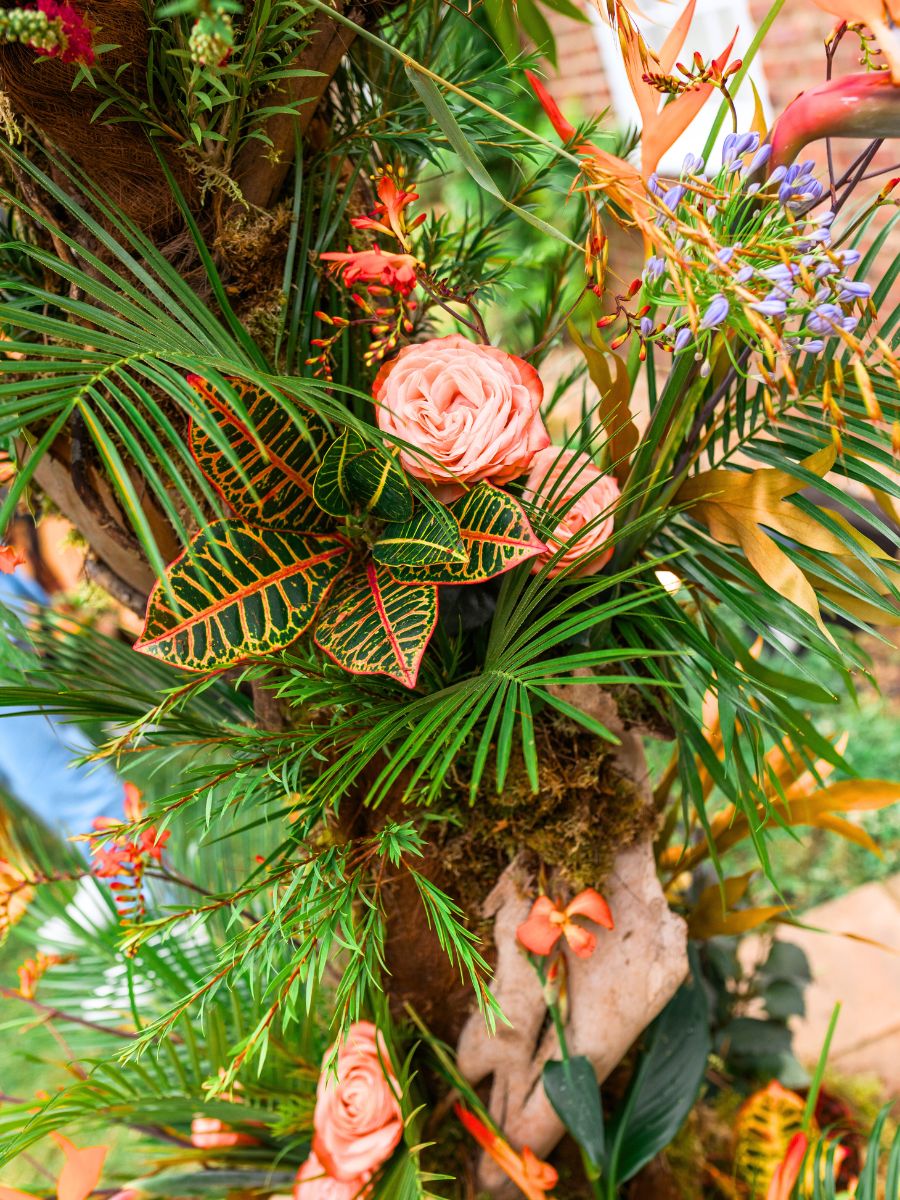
769 878 900 1095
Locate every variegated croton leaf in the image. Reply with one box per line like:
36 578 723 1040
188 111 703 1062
187 374 329 531
141 377 544 686
373 505 466 569
381 483 545 584
135 519 348 671
314 562 438 688
314 428 413 521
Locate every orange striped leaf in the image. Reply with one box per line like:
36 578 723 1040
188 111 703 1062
382 483 545 584
187 374 328 531
135 519 348 671
314 562 438 688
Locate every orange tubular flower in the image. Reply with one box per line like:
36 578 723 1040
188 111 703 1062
812 0 900 82
319 246 419 296
456 1106 558 1200
525 69 648 226
350 173 421 248
517 888 614 959
619 0 738 178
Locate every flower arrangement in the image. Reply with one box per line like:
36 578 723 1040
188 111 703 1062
0 0 898 1196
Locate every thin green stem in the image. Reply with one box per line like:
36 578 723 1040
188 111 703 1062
701 0 789 161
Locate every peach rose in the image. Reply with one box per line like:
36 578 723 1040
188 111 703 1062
523 447 620 577
294 1153 371 1199
190 1116 258 1150
373 334 549 499
312 1021 402 1182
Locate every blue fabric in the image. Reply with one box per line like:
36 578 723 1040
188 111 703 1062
0 572 124 837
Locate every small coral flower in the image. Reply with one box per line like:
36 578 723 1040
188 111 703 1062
0 543 26 574
190 1116 258 1150
319 246 419 296
456 1106 557 1200
351 172 422 248
517 888 614 959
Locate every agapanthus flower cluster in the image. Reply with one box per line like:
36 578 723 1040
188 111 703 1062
316 167 424 375
603 132 899 433
0 0 94 65
89 783 169 927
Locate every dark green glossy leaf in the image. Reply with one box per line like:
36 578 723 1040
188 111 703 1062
543 1056 605 1169
314 562 438 688
385 483 545 584
135 519 348 671
373 507 465 569
608 947 710 1185
313 428 413 521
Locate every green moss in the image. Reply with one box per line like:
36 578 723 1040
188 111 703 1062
441 715 656 900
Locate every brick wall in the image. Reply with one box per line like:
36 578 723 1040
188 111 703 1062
541 0 899 202
538 0 900 330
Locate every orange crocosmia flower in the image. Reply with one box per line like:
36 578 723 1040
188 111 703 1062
351 173 421 247
0 543 26 575
812 0 900 82
456 1106 557 1200
123 781 144 823
525 70 648 226
319 246 419 296
620 0 738 178
517 888 614 959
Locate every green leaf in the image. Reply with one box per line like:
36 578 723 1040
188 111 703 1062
313 428 363 516
543 1056 605 1169
482 0 520 60
385 483 545 584
374 507 466 569
314 428 413 521
762 979 807 1020
404 67 581 251
607 947 711 1185
188 374 328 530
135 520 348 671
346 448 414 521
314 562 438 688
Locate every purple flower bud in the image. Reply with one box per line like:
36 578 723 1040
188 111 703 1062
748 144 772 173
807 302 842 334
815 261 839 279
699 293 730 330
814 209 836 227
706 204 718 221
734 265 754 284
647 173 662 197
716 247 735 265
681 152 705 175
838 280 870 302
838 249 862 267
661 184 686 211
751 298 788 318
643 255 666 283
722 131 759 166
674 327 693 352
768 165 787 184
